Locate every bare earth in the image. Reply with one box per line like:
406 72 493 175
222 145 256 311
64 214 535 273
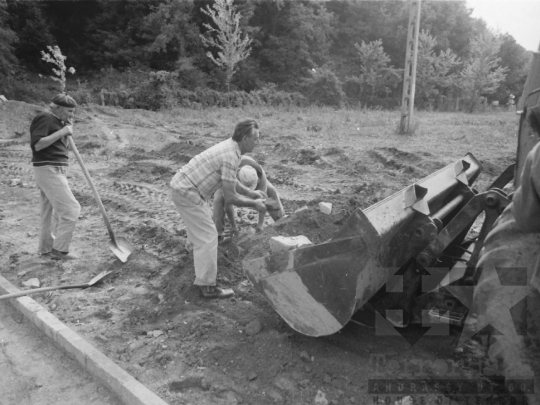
0 101 521 405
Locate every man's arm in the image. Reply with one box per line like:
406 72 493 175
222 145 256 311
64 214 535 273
34 125 73 151
222 179 266 212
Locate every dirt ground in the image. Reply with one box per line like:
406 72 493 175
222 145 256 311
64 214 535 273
0 100 523 405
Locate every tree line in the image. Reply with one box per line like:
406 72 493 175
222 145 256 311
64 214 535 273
0 0 533 111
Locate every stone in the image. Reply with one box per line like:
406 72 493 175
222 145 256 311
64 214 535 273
269 235 313 253
245 319 262 336
314 390 329 405
318 202 332 215
22 278 40 288
294 206 309 214
299 351 311 363
147 330 164 338
248 372 258 381
274 376 296 392
267 389 283 402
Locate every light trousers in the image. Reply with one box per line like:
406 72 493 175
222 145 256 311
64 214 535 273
171 189 218 286
34 166 80 254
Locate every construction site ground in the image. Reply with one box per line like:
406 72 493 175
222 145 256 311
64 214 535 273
0 100 521 405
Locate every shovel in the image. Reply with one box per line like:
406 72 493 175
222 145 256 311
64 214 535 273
0 271 113 301
67 136 133 262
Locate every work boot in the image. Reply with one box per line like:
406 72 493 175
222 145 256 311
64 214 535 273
198 285 235 299
51 249 79 261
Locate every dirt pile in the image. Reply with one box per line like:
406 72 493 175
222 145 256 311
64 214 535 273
0 100 44 140
240 208 347 261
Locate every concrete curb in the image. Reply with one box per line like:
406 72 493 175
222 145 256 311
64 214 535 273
0 274 169 405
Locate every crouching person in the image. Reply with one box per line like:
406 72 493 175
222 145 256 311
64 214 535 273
30 94 81 260
213 155 285 237
170 119 267 299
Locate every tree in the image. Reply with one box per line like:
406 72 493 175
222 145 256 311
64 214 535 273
0 0 18 76
415 30 460 108
492 33 530 104
353 39 401 101
40 45 75 93
200 0 252 93
460 34 508 112
142 0 203 71
254 2 335 88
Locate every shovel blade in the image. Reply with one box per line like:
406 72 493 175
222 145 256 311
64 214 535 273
109 236 134 263
88 270 114 286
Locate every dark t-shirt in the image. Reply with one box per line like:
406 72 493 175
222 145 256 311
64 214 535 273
30 112 69 167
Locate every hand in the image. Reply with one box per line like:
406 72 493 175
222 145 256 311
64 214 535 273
62 125 74 137
252 199 267 212
255 225 264 233
230 226 239 237
251 190 267 199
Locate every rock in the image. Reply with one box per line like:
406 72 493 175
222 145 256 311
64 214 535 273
299 351 311 363
22 278 40 288
248 372 258 381
147 330 164 338
245 319 262 336
314 390 329 405
294 206 309 214
169 376 203 392
274 375 296 392
201 378 211 391
318 202 332 215
95 334 109 343
267 389 283 402
269 235 313 253
323 374 332 384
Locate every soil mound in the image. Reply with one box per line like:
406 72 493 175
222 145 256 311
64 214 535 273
240 207 346 260
0 100 44 140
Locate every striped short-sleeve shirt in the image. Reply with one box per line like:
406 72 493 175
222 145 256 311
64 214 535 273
170 138 241 204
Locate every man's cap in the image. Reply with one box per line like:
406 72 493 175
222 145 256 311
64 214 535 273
51 93 77 108
237 166 258 190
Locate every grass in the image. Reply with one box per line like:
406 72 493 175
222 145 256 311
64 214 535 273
160 105 518 162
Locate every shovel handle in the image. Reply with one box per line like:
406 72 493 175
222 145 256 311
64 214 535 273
0 284 88 301
67 136 118 245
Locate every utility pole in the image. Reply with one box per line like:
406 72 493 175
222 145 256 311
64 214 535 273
399 0 422 134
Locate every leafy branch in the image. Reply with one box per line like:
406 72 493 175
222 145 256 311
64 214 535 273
39 45 75 92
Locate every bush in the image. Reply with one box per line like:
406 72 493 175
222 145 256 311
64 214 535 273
302 68 345 108
342 76 363 105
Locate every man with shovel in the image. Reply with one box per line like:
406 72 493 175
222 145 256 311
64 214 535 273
30 93 80 260
170 119 267 299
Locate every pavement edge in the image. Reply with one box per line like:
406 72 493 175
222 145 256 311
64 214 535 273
0 274 169 405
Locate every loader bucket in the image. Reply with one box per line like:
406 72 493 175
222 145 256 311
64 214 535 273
244 154 483 337
243 209 381 336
